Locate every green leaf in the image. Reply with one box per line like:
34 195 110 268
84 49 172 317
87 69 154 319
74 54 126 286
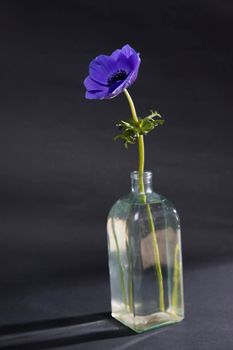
114 109 165 148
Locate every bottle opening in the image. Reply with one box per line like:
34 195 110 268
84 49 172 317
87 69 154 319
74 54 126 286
130 171 152 180
130 171 153 194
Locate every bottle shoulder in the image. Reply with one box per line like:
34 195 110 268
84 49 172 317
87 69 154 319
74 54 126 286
119 192 169 205
109 192 178 212
108 192 180 229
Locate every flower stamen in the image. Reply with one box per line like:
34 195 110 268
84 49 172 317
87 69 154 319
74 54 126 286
107 70 128 85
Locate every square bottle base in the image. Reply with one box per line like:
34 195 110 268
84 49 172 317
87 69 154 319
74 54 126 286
112 311 184 333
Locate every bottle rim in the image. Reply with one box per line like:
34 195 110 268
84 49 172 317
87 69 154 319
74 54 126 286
130 171 152 180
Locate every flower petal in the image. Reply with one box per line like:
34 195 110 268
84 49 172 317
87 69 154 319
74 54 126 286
85 91 99 99
85 89 109 100
115 52 133 73
84 76 103 90
89 55 116 84
108 70 139 98
109 79 132 98
108 80 126 94
84 76 109 100
121 44 138 58
128 53 141 70
110 49 122 61
125 70 139 87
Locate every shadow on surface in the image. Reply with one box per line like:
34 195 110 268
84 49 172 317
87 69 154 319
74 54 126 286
0 312 134 349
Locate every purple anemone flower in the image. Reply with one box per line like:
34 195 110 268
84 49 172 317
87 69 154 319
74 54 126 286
84 44 141 100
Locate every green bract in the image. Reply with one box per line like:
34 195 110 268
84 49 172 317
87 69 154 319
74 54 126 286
114 110 165 148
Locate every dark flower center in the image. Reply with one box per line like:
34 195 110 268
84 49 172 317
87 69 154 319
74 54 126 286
107 70 128 85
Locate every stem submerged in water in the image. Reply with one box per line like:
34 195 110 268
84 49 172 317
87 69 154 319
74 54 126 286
172 243 180 310
111 219 127 307
123 89 165 312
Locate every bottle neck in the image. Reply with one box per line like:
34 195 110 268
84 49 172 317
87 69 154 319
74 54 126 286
131 171 153 194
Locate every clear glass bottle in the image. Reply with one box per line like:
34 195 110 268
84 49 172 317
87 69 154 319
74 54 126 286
107 171 184 332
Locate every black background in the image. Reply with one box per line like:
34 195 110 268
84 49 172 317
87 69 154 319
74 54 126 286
0 1 233 349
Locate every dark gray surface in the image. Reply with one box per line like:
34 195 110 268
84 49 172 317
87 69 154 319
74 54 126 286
1 260 233 349
0 0 233 349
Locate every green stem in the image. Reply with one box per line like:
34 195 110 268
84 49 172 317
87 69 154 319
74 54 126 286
172 243 180 311
123 89 140 126
111 219 127 307
138 135 145 193
146 205 165 311
124 88 165 312
126 240 134 313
